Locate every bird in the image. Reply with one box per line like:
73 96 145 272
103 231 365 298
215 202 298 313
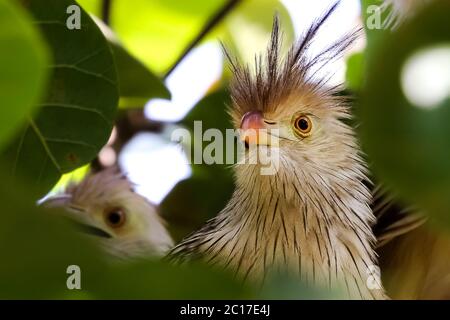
42 167 174 259
168 4 388 299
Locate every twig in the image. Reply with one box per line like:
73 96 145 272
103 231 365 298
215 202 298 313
163 0 243 79
101 0 113 25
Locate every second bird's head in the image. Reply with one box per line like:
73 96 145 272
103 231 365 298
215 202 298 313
42 168 174 259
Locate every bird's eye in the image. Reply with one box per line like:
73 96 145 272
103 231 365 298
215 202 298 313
104 208 126 228
292 115 312 137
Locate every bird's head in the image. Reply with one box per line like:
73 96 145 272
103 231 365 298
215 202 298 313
43 167 173 258
227 5 366 201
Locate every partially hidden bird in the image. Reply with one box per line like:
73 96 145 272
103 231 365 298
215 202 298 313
43 167 174 259
169 4 388 299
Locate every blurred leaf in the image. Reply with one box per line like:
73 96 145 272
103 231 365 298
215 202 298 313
161 175 233 240
0 169 249 299
259 273 346 300
113 43 171 106
182 89 231 135
220 0 294 65
360 0 450 226
89 260 249 299
345 51 365 92
0 0 48 148
347 0 392 94
182 90 241 179
93 0 293 75
91 17 170 107
0 167 107 299
50 164 90 194
2 0 118 198
361 0 391 53
76 0 101 17
110 0 227 74
161 90 235 239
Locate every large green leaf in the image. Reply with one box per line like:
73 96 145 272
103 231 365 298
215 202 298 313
360 0 450 226
3 0 118 197
0 0 48 148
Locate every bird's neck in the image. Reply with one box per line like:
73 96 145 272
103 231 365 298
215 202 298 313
209 164 385 299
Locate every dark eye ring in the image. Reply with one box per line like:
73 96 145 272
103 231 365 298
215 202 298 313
293 115 312 137
104 208 126 228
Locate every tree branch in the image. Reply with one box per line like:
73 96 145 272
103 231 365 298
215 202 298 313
101 0 113 25
163 0 243 79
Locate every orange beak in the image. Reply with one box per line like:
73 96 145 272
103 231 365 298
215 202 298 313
240 111 277 146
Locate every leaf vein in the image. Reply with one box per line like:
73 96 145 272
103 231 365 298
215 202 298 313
28 118 62 173
12 126 28 176
72 48 107 67
50 64 116 85
44 138 97 150
38 103 112 126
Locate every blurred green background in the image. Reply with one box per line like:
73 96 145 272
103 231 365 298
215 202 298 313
0 0 449 299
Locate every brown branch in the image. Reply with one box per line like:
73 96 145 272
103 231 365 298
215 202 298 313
101 0 113 25
163 0 243 79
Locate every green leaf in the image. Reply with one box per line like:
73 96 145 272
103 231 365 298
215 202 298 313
91 17 170 107
50 164 89 194
161 90 235 239
0 0 48 148
89 257 249 299
114 42 171 107
98 0 293 75
181 90 231 135
220 0 295 65
361 0 391 53
0 167 106 299
2 0 119 197
0 170 248 299
348 0 392 94
161 175 234 241
109 0 227 74
345 52 365 92
259 273 346 299
360 0 450 226
76 0 101 17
